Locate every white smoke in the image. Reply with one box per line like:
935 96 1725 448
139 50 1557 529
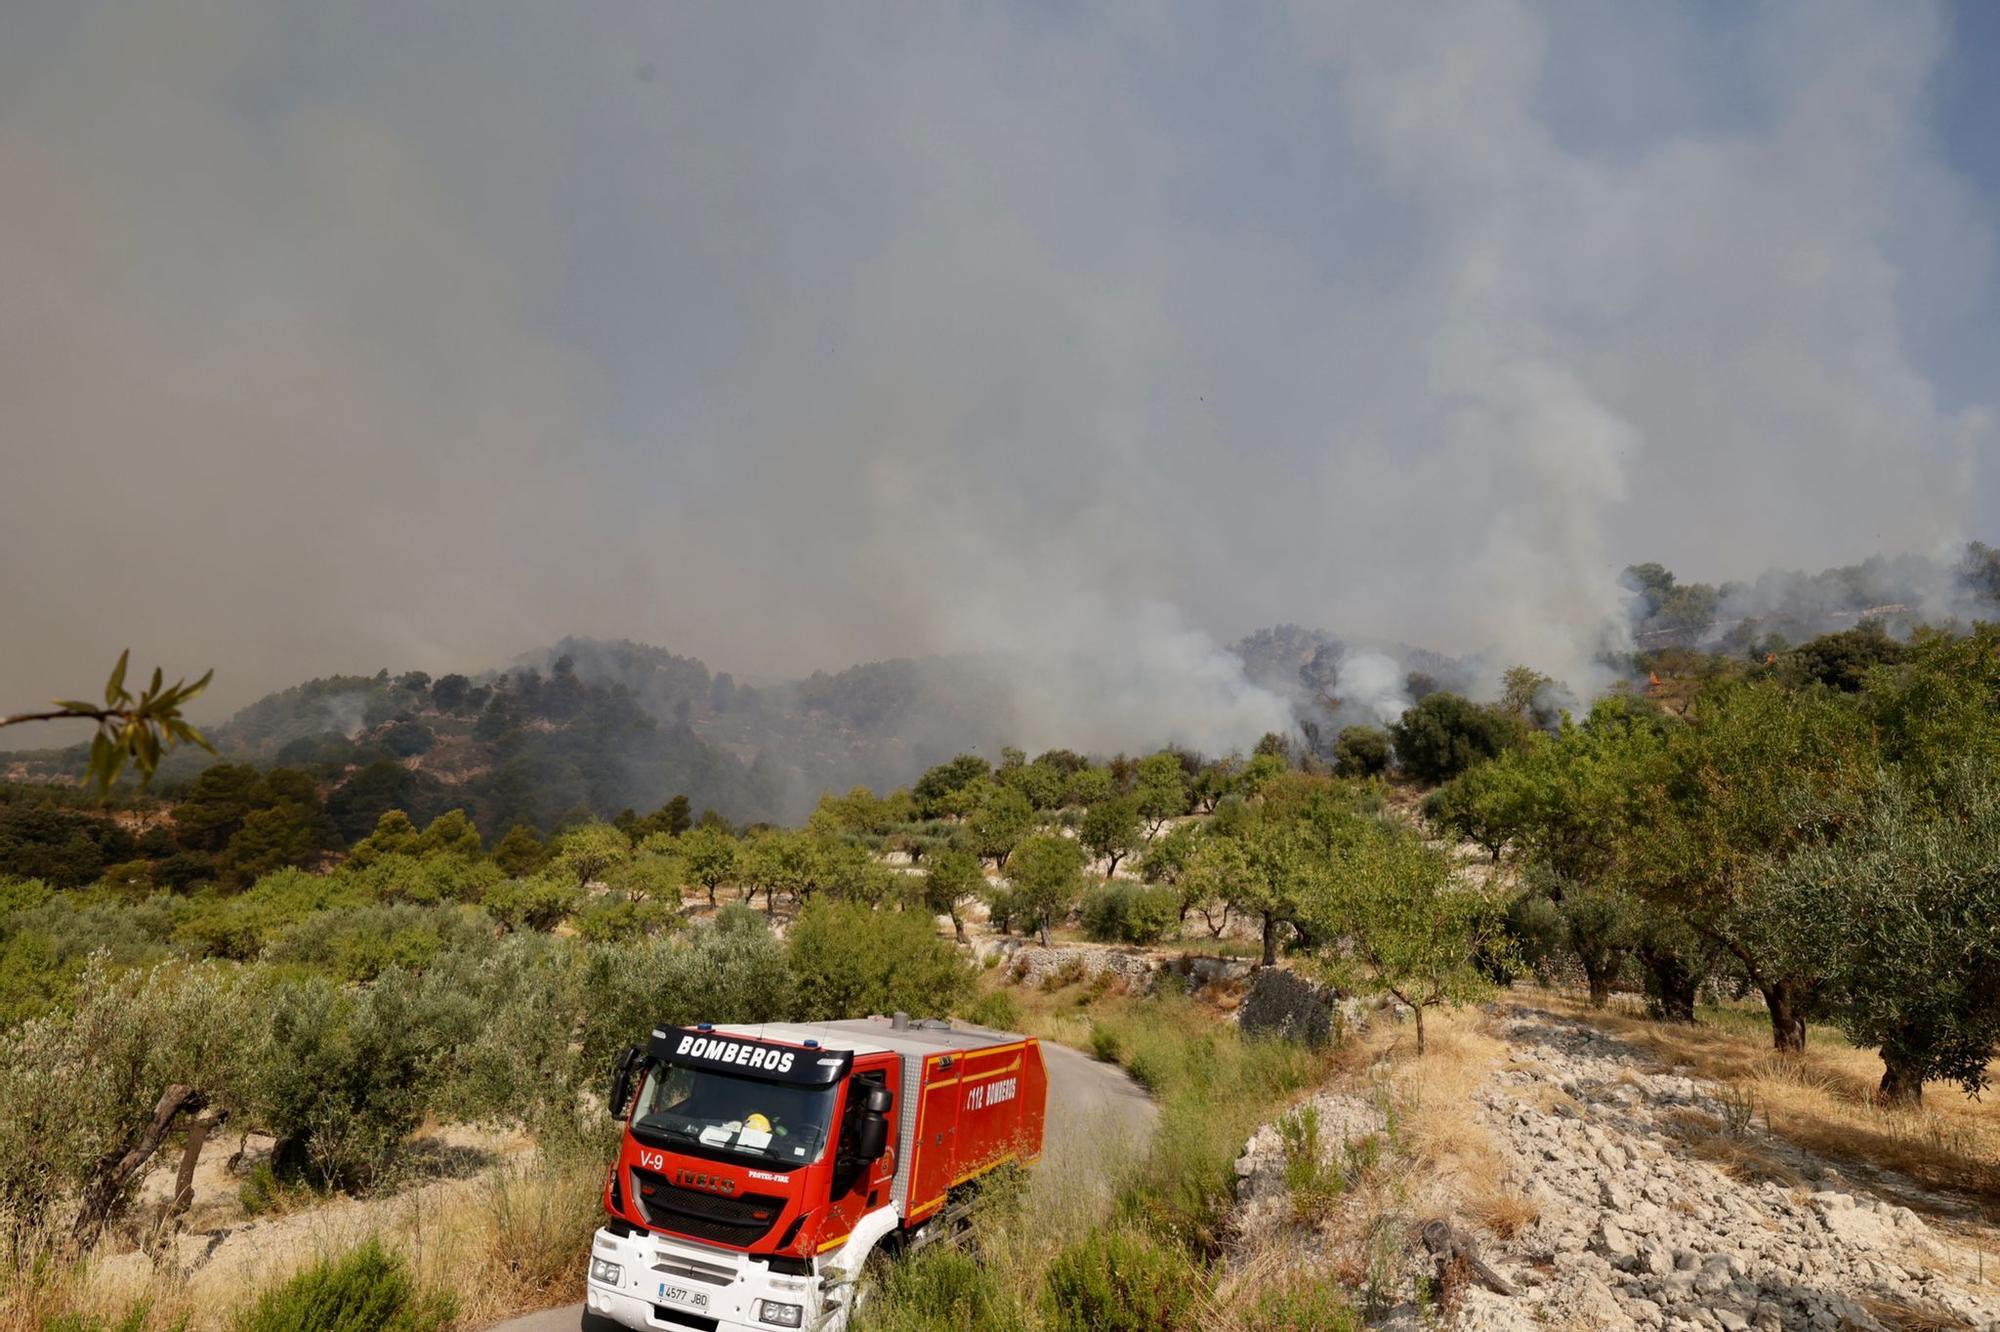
0 0 1990 757
1333 649 1413 727
992 600 1293 757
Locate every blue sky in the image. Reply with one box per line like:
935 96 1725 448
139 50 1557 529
1 1 1994 737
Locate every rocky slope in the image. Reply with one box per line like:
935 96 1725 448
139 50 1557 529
1235 1004 2000 1331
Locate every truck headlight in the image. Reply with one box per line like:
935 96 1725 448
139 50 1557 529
589 1257 622 1286
756 1300 804 1328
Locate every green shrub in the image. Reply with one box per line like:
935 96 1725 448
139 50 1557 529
960 988 1019 1031
1089 997 1327 1255
234 1236 456 1332
1079 882 1179 945
575 924 796 1069
866 1246 1024 1332
786 900 972 1022
1041 1225 1202 1332
265 904 492 981
1249 1274 1362 1330
981 883 1019 934
712 902 769 935
573 896 684 942
249 972 445 1190
238 1160 292 1216
1089 1024 1122 1063
0 877 54 912
347 852 503 906
483 874 579 932
1279 1103 1343 1221
1331 726 1393 780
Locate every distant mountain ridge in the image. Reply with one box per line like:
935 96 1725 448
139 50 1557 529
7 545 1995 829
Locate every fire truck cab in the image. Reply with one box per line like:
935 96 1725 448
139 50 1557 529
584 1014 1047 1332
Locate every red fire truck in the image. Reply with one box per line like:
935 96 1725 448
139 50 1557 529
583 1013 1048 1332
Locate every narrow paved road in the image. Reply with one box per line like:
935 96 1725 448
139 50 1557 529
485 1040 1154 1332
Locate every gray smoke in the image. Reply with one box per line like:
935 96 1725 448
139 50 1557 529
0 2 1992 757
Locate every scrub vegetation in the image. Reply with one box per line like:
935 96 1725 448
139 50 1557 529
7 615 2000 1327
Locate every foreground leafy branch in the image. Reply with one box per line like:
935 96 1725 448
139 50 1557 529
0 650 214 794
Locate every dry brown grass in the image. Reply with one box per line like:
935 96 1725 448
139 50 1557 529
0 1143 602 1332
1255 1005 1528 1262
1386 1012 1509 1180
1662 1107 1808 1188
1538 992 2000 1208
1858 1293 1982 1331
1463 1186 1540 1240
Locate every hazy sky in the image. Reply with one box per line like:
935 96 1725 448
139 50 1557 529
3 2 1996 745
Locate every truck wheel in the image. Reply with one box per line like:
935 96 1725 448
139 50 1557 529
849 1245 894 1320
580 1312 623 1332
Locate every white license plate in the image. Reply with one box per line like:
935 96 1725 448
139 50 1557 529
657 1283 709 1311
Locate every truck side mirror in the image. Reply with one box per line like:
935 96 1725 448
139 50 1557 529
853 1084 893 1163
609 1046 645 1120
855 1110 890 1164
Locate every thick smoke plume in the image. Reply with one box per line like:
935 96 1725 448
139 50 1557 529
1 2 1992 759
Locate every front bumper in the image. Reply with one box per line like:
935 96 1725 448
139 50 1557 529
584 1226 823 1332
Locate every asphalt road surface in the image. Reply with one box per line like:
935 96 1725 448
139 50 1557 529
484 1040 1155 1332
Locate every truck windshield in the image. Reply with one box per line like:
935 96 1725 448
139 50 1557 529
630 1062 836 1167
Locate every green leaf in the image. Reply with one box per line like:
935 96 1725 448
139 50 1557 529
87 732 116 796
104 649 130 708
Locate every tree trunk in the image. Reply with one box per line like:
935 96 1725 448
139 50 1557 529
1639 946 1699 1023
951 910 966 944
1759 979 1808 1052
1261 913 1278 967
1877 1052 1925 1108
74 1085 206 1247
169 1107 227 1219
1412 1004 1427 1055
1578 954 1615 1008
1875 1026 1927 1107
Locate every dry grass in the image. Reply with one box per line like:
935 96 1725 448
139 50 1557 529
1381 1010 1511 1202
1222 1002 1523 1311
1858 1293 1982 1331
1662 1107 1808 1188
1462 1186 1540 1240
1539 991 2000 1208
1 1143 602 1332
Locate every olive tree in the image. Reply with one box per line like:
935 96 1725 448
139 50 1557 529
966 786 1034 870
678 824 739 907
1654 682 1880 1051
1006 835 1086 945
1766 765 2000 1106
1310 822 1509 1055
0 958 250 1249
923 846 985 942
1079 797 1143 879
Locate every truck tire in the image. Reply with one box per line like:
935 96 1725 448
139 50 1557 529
580 1312 623 1332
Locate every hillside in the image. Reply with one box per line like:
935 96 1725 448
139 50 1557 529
5 545 1997 841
